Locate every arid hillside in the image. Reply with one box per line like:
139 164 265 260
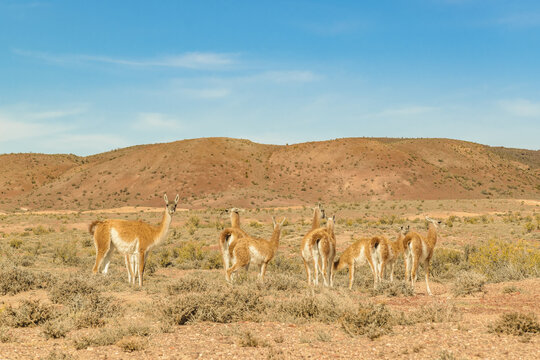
0 137 538 211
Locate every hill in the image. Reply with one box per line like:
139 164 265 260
0 137 538 210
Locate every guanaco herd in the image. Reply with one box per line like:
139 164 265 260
89 196 442 295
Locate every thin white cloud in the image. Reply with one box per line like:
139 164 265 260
372 106 437 118
499 99 540 117
248 70 321 83
134 113 183 131
179 87 231 99
0 104 86 142
13 49 237 70
496 13 540 27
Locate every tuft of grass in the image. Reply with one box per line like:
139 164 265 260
489 312 540 336
340 303 394 340
451 270 486 296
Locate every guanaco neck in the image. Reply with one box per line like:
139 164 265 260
155 209 173 245
312 207 320 230
427 223 438 247
230 211 240 228
269 226 282 250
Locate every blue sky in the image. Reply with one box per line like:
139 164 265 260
1 0 539 155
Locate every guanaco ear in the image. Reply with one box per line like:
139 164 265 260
280 217 286 226
272 216 276 227
164 194 169 205
174 194 179 204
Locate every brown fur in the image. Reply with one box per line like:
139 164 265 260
371 225 409 282
311 203 325 230
226 217 285 283
218 208 248 272
300 215 336 287
91 194 179 286
333 237 378 290
403 217 441 295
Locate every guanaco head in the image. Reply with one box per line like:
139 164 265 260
425 216 443 228
399 225 410 235
316 202 326 219
326 215 336 231
164 194 179 215
272 216 287 229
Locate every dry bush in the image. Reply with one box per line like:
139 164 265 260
405 302 459 324
277 291 356 323
1 299 56 327
0 327 13 343
173 241 221 270
161 286 265 325
167 274 209 295
48 277 121 328
238 330 268 347
430 248 466 281
0 265 51 295
52 241 79 265
261 273 305 292
42 317 73 339
370 280 413 297
116 336 146 352
71 324 147 350
70 293 121 328
489 312 540 336
340 303 394 340
451 270 486 296
48 277 98 305
42 348 77 360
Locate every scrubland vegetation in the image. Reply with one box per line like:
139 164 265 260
0 198 538 358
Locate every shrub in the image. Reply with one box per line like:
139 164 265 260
451 270 486 296
48 277 98 305
0 265 50 295
9 238 22 249
405 303 459 324
1 300 55 327
167 274 210 294
116 336 146 352
489 312 540 336
43 349 77 360
162 287 266 325
0 327 13 343
468 239 540 282
42 317 73 339
340 303 394 340
52 241 79 265
238 331 268 347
